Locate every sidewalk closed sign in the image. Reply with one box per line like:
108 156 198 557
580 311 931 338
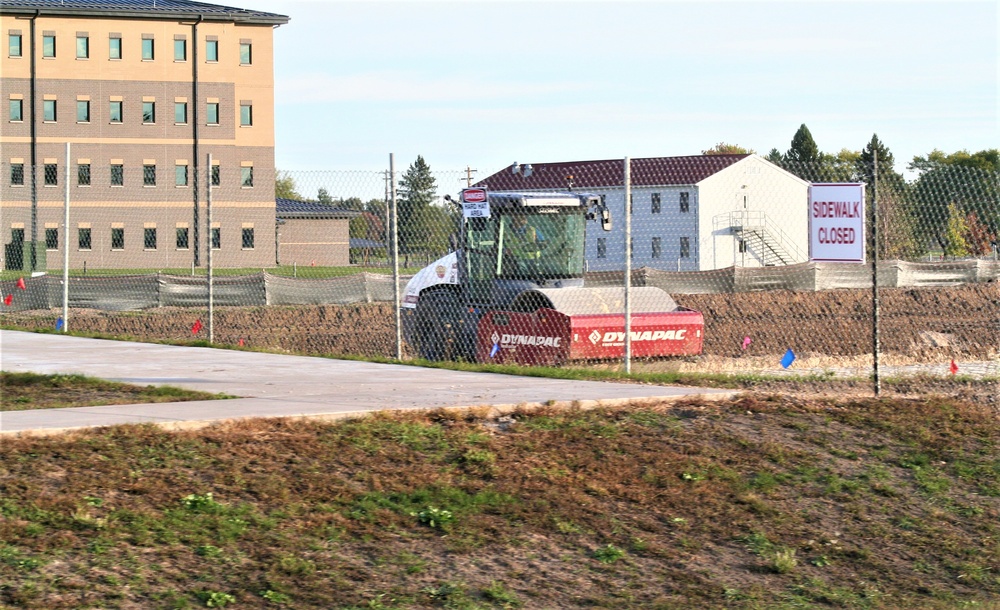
461 188 490 219
809 183 865 263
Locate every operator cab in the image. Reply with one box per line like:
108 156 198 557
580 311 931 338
460 192 606 307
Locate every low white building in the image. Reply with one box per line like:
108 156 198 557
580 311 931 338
478 154 810 271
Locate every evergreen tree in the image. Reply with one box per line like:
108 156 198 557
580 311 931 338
765 148 784 164
396 156 438 257
856 134 916 260
785 124 820 164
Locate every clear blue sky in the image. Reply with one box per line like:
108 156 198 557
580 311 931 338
264 0 998 179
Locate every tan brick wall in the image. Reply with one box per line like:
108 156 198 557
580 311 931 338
0 12 279 270
278 219 351 267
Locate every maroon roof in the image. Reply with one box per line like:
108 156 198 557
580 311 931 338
476 154 750 191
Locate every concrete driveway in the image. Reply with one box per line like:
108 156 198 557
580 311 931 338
0 330 736 436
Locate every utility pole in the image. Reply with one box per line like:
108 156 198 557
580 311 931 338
460 166 478 187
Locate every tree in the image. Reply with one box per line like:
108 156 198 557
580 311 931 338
785 124 820 164
275 171 302 200
765 148 784 164
856 135 916 260
396 156 440 259
779 124 821 180
942 203 971 258
702 142 754 155
316 188 336 205
909 149 999 256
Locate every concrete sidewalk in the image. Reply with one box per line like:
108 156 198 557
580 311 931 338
0 330 736 435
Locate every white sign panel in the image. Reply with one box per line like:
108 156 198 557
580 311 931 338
809 183 866 263
461 188 490 219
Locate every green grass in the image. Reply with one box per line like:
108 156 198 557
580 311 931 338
0 371 234 411
1 388 996 608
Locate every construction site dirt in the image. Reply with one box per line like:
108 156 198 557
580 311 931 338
3 283 996 362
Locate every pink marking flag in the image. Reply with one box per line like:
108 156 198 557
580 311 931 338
742 336 752 350
16 277 26 290
238 338 245 347
191 319 203 334
949 359 958 375
3 294 11 306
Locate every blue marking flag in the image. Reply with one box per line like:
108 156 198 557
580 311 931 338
490 343 500 358
780 348 796 369
55 317 63 331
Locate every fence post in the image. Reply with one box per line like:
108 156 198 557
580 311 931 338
62 142 70 331
391 153 402 360
624 156 632 374
207 152 214 344
871 149 880 395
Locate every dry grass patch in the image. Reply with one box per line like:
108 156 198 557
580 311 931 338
0 394 998 608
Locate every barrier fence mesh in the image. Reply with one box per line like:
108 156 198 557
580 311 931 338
1 153 997 382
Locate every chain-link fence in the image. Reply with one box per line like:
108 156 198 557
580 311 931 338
1 151 997 385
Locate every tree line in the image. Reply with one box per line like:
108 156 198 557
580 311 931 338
276 128 998 263
705 126 999 259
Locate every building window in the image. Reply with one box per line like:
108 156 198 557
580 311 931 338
240 103 252 126
680 191 690 213
10 162 24 186
738 239 748 253
109 35 121 59
651 192 661 214
242 227 255 249
651 236 662 259
77 163 90 186
174 102 187 124
111 227 125 250
173 39 186 61
596 237 607 259
239 42 252 65
680 237 690 258
76 100 90 123
141 37 154 60
42 35 55 58
110 163 124 186
144 227 157 250
241 166 253 188
78 227 92 250
43 99 56 122
9 33 22 57
109 100 122 123
9 99 22 121
45 228 58 250
211 164 220 186
175 164 188 186
143 164 156 186
142 101 155 124
76 35 89 59
211 227 221 249
176 227 189 249
44 163 58 186
206 39 218 62
206 102 219 125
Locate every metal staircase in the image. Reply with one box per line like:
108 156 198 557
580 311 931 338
715 211 805 266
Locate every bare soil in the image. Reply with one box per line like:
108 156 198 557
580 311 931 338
3 284 996 361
